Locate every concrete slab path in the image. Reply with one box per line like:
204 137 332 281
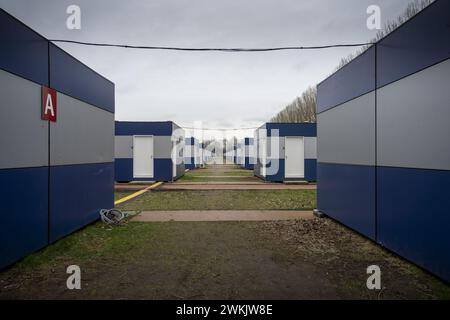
132 210 314 222
160 183 316 190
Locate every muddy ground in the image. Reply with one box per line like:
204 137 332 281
0 218 448 299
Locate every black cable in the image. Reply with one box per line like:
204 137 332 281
182 126 259 131
49 39 374 52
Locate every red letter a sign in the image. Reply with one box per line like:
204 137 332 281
42 86 57 122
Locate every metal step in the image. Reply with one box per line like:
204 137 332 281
283 180 309 185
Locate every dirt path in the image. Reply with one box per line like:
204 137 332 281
132 210 314 221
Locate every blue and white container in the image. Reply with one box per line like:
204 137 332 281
242 138 255 170
115 121 185 182
184 137 202 169
0 9 114 269
317 0 450 282
254 123 317 182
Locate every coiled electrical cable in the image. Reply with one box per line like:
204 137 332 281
99 209 128 225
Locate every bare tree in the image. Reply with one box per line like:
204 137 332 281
334 0 434 72
271 86 317 123
269 0 434 123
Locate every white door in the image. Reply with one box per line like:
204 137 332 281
285 137 304 179
133 136 154 178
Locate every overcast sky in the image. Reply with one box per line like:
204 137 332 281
1 0 412 139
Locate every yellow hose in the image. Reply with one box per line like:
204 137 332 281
114 182 163 206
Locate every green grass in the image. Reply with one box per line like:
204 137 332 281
11 221 161 271
115 191 130 201
184 169 253 177
179 168 254 182
116 190 317 211
178 175 256 182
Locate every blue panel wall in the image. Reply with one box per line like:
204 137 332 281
49 44 114 113
114 159 176 182
50 162 114 242
0 167 49 268
115 121 173 136
377 0 450 88
266 123 317 137
0 9 48 86
317 46 376 113
265 159 285 182
185 159 196 170
377 166 450 282
264 159 316 182
115 158 133 182
154 159 174 181
304 159 317 182
244 159 254 171
317 163 376 240
244 138 254 170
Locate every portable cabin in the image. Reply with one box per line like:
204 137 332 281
254 123 316 182
184 137 202 169
203 148 212 164
316 0 450 282
0 9 115 269
115 121 185 182
236 140 244 167
242 138 255 170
